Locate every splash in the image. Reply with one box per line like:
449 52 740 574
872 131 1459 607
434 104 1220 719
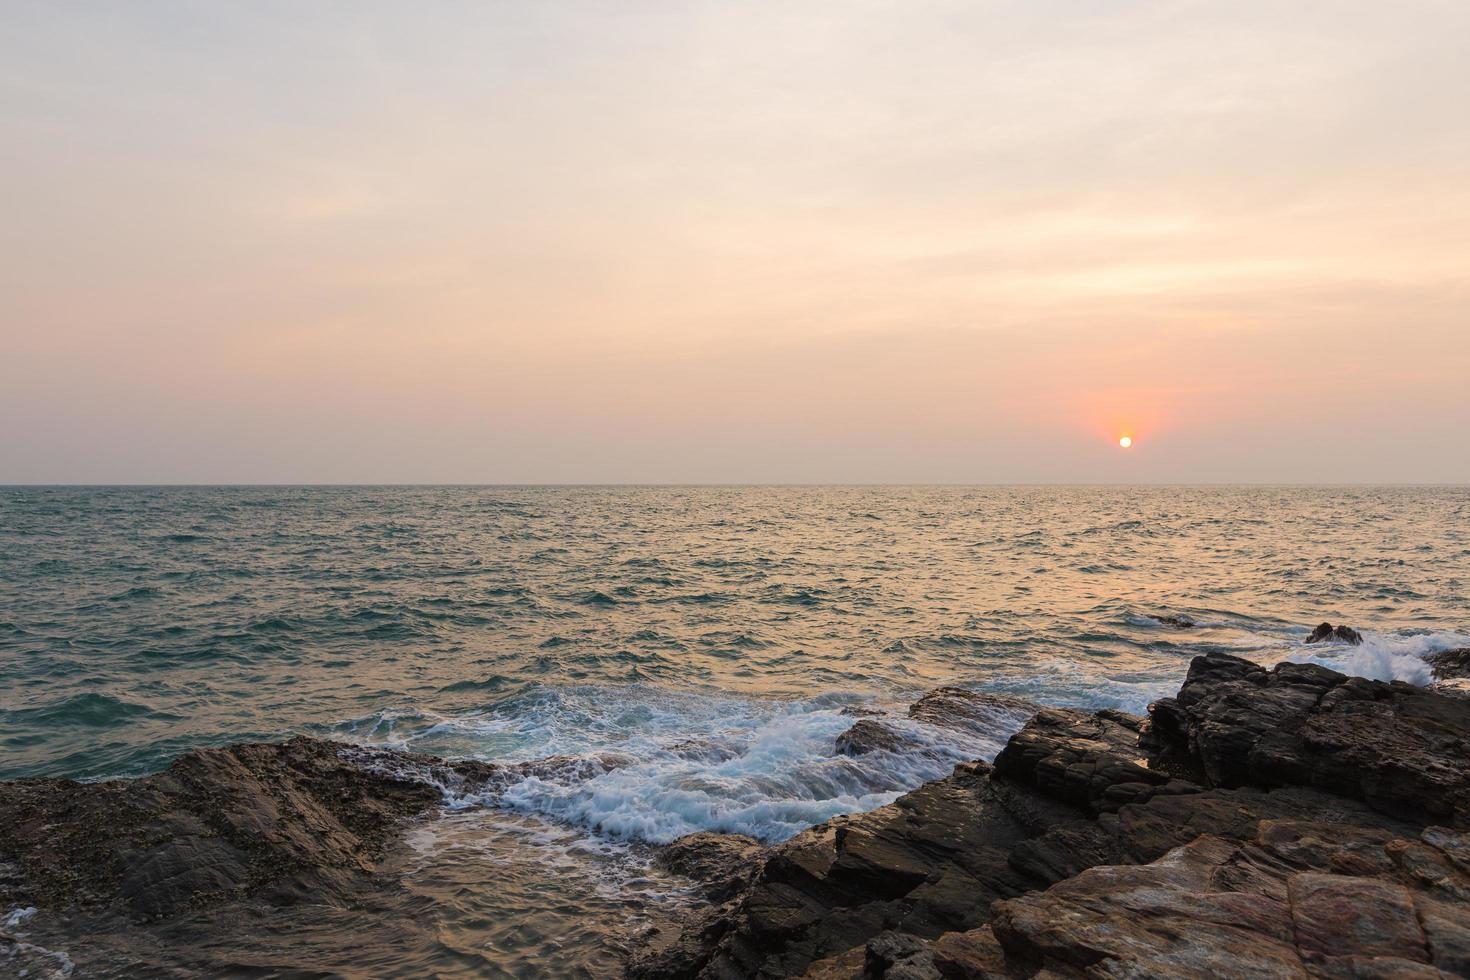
1288 629 1470 685
342 683 1030 843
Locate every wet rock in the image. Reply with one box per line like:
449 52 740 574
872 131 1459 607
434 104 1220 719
1426 647 1470 681
833 688 1038 759
905 687 1038 736
1307 622 1364 645
1153 615 1196 629
628 759 1096 979
657 832 766 902
1144 653 1470 825
834 720 920 756
0 736 545 920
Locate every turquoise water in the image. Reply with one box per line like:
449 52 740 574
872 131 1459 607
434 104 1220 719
2 486 1467 820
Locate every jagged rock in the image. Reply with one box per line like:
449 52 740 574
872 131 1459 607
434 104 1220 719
1153 615 1196 629
1145 653 1470 825
1307 622 1364 645
627 759 1100 979
991 706 1172 813
12 661 1470 980
657 832 766 901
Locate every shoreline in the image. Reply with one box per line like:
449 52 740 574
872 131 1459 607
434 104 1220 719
3 648 1469 977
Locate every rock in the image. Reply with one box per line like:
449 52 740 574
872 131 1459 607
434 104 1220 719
1153 615 1196 628
640 661 1466 979
834 720 921 756
13 659 1470 979
991 706 1172 814
984 821 1470 978
0 737 447 918
1307 622 1364 645
0 736 615 921
1144 653 1470 826
905 688 1038 736
629 759 1097 979
657 832 766 902
1427 648 1470 681
832 689 1038 759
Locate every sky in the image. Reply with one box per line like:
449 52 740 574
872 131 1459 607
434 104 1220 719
3 1 1468 484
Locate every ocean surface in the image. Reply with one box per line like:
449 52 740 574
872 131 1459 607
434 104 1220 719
3 485 1468 976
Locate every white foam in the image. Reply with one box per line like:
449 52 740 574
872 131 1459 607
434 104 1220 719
3 907 36 929
1288 629 1470 685
2 908 74 979
344 684 1027 844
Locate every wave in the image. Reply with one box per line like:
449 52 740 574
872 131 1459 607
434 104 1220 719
3 693 173 729
337 683 1029 844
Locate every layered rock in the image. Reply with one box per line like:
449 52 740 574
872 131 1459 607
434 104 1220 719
1146 653 1470 825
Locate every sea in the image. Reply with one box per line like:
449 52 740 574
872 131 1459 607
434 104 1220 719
2 485 1467 976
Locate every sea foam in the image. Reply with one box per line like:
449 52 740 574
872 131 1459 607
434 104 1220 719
345 683 1029 844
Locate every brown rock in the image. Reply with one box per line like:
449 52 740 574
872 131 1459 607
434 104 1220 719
657 832 766 902
1143 653 1470 825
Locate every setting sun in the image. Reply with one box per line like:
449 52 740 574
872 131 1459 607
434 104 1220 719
1119 436 1133 448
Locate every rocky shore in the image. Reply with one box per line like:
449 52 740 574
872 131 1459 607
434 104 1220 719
4 648 1470 978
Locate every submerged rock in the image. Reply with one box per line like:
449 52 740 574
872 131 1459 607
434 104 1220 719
1152 614 1196 629
1306 621 1364 645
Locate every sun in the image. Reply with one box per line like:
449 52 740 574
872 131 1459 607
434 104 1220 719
1118 436 1133 448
